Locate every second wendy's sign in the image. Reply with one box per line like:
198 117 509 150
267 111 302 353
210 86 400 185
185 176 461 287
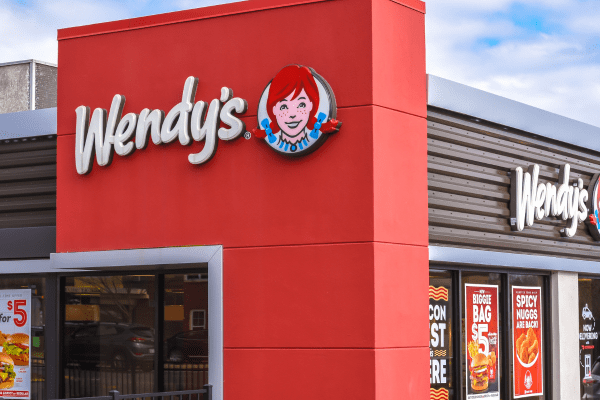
512 286 543 398
465 284 499 400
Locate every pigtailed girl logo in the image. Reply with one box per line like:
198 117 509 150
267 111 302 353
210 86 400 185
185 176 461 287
586 173 600 241
252 64 342 156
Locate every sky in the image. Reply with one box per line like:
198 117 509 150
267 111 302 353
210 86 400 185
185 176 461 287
1 0 600 127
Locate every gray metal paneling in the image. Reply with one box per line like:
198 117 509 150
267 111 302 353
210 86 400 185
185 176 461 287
0 135 56 234
428 107 600 261
0 226 55 258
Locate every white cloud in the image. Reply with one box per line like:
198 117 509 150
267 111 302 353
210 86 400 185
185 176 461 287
0 0 130 64
1 0 599 128
426 0 600 127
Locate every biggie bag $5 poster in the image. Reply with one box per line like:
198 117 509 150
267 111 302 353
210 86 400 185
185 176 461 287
465 284 499 400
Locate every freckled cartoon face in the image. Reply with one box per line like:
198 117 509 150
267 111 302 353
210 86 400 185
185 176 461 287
273 89 313 140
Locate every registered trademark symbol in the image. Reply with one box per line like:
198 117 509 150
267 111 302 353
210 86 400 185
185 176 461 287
244 131 251 140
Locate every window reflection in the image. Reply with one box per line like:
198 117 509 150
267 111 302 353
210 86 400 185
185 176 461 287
63 275 155 397
163 274 208 391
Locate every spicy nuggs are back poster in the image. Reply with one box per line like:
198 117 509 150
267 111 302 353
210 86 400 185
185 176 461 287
512 286 543 398
465 284 499 400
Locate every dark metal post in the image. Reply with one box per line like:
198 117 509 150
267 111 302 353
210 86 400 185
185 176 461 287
544 275 553 398
45 274 62 400
500 274 510 400
453 270 462 400
203 384 213 400
154 274 165 392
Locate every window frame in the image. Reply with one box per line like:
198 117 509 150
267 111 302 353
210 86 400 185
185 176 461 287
36 246 223 400
430 264 552 400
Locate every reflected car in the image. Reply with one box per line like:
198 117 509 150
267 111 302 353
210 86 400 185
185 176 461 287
583 357 600 399
65 323 155 370
165 330 208 363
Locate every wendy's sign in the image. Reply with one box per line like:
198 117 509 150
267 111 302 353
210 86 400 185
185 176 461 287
252 65 342 156
73 65 342 174
509 163 600 241
74 77 248 174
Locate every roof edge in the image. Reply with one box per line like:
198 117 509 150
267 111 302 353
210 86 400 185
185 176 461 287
0 108 57 140
0 60 57 68
58 0 331 41
427 74 600 152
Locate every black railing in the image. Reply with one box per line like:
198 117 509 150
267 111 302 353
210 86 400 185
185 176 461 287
63 362 208 398
51 384 212 400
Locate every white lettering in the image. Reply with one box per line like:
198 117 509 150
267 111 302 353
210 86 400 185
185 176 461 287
74 77 248 174
511 163 589 237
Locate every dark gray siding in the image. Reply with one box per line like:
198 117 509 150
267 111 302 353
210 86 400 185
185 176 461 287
0 64 29 114
35 64 57 110
428 106 600 261
0 135 56 229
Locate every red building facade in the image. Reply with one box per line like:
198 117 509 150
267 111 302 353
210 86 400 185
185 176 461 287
56 0 428 399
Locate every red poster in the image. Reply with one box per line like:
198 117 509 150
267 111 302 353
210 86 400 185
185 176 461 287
512 286 543 398
465 284 499 400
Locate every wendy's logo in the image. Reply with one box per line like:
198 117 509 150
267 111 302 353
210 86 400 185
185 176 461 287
586 173 600 241
252 65 342 156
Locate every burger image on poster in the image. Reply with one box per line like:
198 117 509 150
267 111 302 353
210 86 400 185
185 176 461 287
2 333 30 366
0 353 15 389
470 353 489 392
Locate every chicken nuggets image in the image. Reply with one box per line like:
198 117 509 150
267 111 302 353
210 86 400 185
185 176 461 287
516 328 539 365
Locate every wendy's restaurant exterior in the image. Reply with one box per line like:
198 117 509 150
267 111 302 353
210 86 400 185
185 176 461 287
0 0 599 400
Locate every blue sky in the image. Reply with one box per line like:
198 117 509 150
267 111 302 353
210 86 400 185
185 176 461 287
1 0 600 126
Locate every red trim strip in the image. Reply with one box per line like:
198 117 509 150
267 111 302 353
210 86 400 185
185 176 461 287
58 0 332 41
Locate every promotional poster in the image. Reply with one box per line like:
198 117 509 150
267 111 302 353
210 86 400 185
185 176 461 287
465 284 499 400
512 286 543 398
580 287 599 397
430 285 451 400
0 289 31 399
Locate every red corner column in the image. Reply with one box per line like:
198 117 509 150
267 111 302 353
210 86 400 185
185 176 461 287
371 0 429 399
56 0 427 399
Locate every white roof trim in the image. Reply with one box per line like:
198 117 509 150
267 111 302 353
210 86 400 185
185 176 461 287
0 108 57 139
0 59 57 68
427 74 600 152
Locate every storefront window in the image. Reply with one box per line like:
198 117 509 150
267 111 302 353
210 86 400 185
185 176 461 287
579 278 600 399
432 268 550 400
430 270 454 400
63 275 156 397
61 270 209 397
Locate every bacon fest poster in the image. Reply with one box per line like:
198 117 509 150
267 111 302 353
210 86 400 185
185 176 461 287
430 285 450 400
512 286 543 398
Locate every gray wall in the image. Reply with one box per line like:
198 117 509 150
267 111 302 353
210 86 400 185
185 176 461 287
0 64 30 114
35 63 57 110
428 106 600 261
